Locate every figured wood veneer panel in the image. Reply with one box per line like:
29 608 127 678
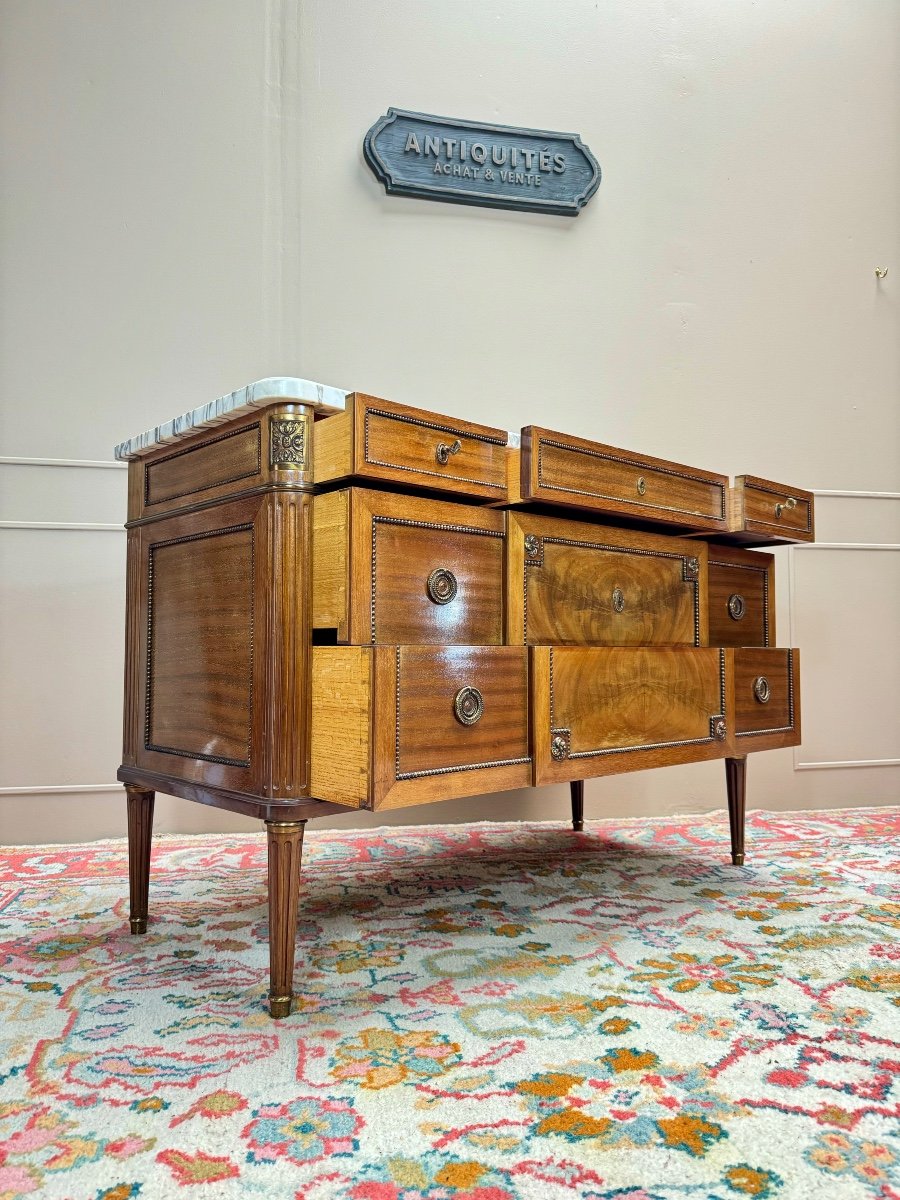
507 513 707 647
147 527 253 764
144 423 261 507
395 646 529 777
552 647 723 752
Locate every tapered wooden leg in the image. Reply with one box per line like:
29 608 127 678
570 779 585 832
126 786 155 934
265 820 306 1019
725 757 747 866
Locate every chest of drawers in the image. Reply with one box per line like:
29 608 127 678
115 379 812 1018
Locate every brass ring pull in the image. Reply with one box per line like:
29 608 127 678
774 497 797 518
427 567 458 605
753 676 771 704
612 587 625 613
436 439 462 465
728 593 746 621
454 685 484 726
636 476 647 496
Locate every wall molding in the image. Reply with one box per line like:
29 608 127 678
0 457 126 469
788 497 900 770
0 521 123 531
0 783 123 795
812 489 900 499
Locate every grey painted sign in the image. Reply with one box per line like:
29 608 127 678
364 109 600 217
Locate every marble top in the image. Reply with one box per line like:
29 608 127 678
113 377 350 461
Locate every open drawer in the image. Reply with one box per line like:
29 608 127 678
311 645 530 809
730 647 801 752
531 645 730 784
727 476 814 544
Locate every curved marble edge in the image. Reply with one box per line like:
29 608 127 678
113 377 350 461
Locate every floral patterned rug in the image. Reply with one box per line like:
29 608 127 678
1 808 898 1200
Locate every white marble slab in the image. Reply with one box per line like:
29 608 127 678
113 377 350 461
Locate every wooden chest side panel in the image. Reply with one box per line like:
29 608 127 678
146 526 254 764
312 489 350 640
313 410 354 482
310 647 371 808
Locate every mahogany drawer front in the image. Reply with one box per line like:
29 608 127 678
728 476 814 544
314 393 510 501
312 489 505 645
531 646 728 784
520 426 729 532
731 647 800 749
707 545 775 647
310 646 530 810
507 512 707 647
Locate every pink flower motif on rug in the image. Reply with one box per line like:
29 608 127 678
243 1096 362 1164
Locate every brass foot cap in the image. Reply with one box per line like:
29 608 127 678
573 822 584 832
129 917 148 935
732 854 745 867
269 994 293 1019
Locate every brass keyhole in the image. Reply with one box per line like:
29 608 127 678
753 676 771 704
728 593 746 621
436 439 462 465
612 587 625 613
636 476 647 496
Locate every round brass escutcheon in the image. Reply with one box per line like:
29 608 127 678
524 533 541 558
551 734 570 761
436 438 462 465
612 587 626 613
454 685 484 726
427 567 458 605
712 717 727 741
636 476 647 496
753 676 771 704
728 593 746 621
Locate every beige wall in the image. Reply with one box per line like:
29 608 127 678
1 0 897 845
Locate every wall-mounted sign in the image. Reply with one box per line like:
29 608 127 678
364 109 600 217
